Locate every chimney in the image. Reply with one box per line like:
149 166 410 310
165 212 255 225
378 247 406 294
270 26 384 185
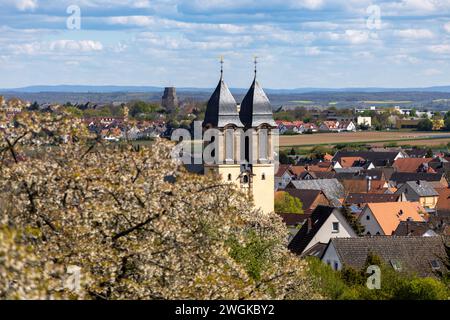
307 218 313 234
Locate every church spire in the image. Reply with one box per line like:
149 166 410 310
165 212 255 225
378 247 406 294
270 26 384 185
202 57 244 128
239 58 276 128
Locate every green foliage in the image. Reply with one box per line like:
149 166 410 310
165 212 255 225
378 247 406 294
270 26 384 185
307 257 350 300
309 145 333 159
129 101 160 118
308 253 450 300
275 192 303 214
279 150 295 165
341 206 365 236
444 112 450 131
396 278 449 300
227 230 275 282
417 118 433 131
63 106 83 118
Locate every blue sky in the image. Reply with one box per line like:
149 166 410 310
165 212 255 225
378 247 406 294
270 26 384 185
2 0 450 89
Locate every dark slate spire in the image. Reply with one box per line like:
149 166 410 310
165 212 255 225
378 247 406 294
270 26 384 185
202 59 243 128
239 62 276 128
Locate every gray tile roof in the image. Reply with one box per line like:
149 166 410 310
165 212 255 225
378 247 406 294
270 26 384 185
203 77 244 128
394 221 436 236
404 180 439 197
288 179 345 203
345 193 401 205
333 151 400 167
329 236 449 277
288 206 336 255
390 172 445 184
239 78 276 128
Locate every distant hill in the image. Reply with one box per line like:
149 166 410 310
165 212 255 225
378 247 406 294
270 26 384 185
2 85 450 110
3 85 450 94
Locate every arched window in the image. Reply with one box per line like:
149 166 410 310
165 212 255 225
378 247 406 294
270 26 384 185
262 173 266 180
243 175 249 184
228 173 232 181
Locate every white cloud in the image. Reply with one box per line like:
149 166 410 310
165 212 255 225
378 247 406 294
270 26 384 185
49 40 103 52
291 0 324 10
392 54 419 64
444 22 450 33
344 30 371 44
429 44 450 54
423 68 442 76
394 29 434 39
304 46 322 56
9 40 103 55
14 0 38 11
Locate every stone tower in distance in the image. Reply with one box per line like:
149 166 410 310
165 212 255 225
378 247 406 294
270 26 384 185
161 87 179 113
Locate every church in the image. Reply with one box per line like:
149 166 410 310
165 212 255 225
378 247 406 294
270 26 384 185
202 60 277 214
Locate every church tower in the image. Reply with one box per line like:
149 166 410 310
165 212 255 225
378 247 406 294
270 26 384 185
202 58 277 214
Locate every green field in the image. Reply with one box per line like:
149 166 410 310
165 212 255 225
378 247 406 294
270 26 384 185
361 100 412 104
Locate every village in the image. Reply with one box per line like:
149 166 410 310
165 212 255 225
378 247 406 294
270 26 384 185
1 72 450 293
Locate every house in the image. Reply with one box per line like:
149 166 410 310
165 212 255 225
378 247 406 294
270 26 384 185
287 179 345 206
357 116 372 127
288 206 357 257
319 121 339 132
389 172 448 187
337 121 356 132
323 153 333 162
393 158 434 173
344 193 401 209
339 177 388 194
275 164 294 189
395 181 439 211
277 213 312 242
302 123 319 133
333 150 405 168
321 236 448 276
358 202 426 236
338 156 366 168
437 188 450 216
282 189 331 214
275 120 304 134
298 171 336 180
394 221 437 237
405 149 428 158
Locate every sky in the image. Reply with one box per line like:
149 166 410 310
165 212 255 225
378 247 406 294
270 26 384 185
2 0 450 89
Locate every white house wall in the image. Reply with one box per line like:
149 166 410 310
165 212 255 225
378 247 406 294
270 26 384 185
303 211 357 253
